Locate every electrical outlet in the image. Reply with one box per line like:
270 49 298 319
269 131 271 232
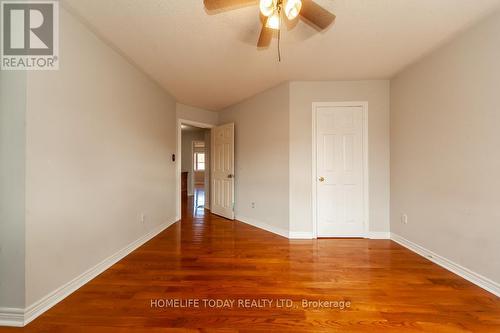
401 214 408 224
251 202 255 209
140 213 146 224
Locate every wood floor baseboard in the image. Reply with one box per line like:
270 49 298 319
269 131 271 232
367 231 391 239
391 233 500 297
240 224 390 240
0 308 24 327
289 231 314 239
1 218 178 328
235 215 289 239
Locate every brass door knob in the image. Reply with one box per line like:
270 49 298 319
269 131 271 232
318 176 325 182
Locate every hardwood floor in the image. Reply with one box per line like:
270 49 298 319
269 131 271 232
1 188 499 332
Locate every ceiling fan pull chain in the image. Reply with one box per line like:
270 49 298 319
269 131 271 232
278 28 281 62
278 6 282 62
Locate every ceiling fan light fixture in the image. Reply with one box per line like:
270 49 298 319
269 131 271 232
259 0 275 17
284 0 302 20
266 9 281 30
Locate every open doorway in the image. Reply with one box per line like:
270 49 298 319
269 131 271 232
178 121 213 219
176 119 235 221
192 140 206 214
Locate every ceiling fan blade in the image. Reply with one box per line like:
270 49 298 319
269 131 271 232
257 20 273 48
204 0 258 11
300 0 336 30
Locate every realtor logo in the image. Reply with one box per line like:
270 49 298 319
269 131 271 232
1 0 59 70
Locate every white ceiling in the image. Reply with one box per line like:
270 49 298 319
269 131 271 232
63 0 500 110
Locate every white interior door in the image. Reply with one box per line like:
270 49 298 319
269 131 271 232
211 123 235 220
316 105 365 237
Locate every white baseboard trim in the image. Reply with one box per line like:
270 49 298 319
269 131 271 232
288 231 390 240
289 232 314 239
391 233 500 297
5 218 178 328
367 231 391 239
236 215 289 238
0 308 24 327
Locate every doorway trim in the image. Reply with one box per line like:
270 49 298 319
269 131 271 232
176 119 215 221
311 102 369 238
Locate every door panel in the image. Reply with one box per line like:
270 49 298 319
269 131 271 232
316 106 365 237
211 123 235 219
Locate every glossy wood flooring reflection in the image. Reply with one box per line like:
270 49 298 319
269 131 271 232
1 189 499 332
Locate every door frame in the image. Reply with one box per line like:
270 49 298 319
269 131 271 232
176 119 215 221
311 102 369 238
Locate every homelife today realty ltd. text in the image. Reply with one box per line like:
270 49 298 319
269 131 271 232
150 298 352 310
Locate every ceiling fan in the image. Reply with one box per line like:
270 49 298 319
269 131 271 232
203 0 335 58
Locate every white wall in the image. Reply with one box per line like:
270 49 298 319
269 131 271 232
219 83 290 234
176 103 219 125
217 81 390 237
24 8 177 306
0 71 27 310
289 81 391 235
391 10 500 284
